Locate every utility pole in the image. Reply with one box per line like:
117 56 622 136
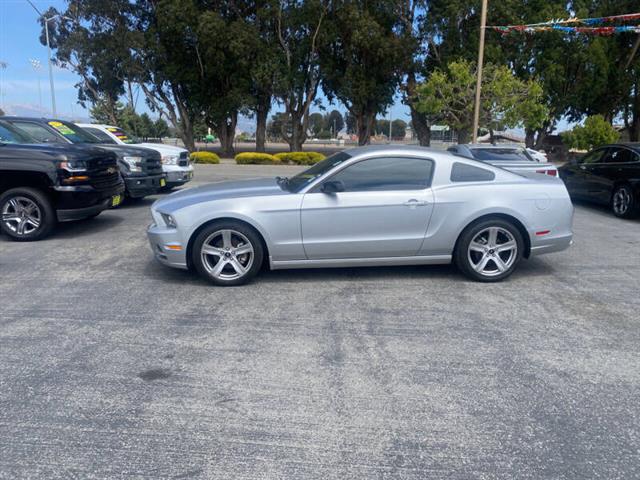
26 0 72 117
388 107 392 143
472 0 488 144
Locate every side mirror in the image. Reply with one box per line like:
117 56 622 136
321 180 345 193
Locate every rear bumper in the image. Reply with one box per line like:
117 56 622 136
530 233 573 256
124 174 166 198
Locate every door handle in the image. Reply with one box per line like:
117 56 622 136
403 199 428 207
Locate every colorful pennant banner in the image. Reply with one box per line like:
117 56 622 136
487 12 640 36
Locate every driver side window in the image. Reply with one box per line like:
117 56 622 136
580 149 607 165
11 122 64 144
323 157 434 192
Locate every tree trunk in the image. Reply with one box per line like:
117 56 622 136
215 112 237 158
181 126 196 152
405 72 431 146
631 80 640 142
525 129 535 148
410 105 431 146
534 128 547 150
457 129 470 144
356 112 375 146
282 111 306 151
255 97 270 153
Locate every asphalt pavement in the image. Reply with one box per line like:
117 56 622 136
1 163 639 479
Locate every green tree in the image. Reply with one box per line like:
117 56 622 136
415 60 548 143
272 0 329 151
309 112 324 136
324 109 344 136
320 0 401 145
561 115 620 151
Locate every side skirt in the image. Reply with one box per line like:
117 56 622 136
269 255 452 270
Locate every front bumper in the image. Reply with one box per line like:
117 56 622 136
163 165 194 186
53 183 125 221
124 174 166 198
147 223 188 269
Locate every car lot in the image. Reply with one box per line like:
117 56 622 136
1 163 639 479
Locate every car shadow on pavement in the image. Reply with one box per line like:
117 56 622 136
53 214 126 239
572 199 639 222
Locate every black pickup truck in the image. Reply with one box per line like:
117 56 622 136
0 119 124 241
2 117 165 200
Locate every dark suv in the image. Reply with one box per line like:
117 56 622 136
0 119 124 241
2 117 165 200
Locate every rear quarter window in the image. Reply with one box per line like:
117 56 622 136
450 162 496 182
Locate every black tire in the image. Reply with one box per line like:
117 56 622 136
0 187 56 241
191 221 264 286
611 184 637 219
454 218 524 282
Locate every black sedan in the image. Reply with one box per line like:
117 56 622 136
559 143 640 218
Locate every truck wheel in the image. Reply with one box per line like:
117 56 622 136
0 187 56 241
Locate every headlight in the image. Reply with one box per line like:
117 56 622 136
58 160 87 172
123 156 143 172
162 155 179 165
160 212 177 228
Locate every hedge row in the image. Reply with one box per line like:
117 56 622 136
234 151 325 165
190 151 220 164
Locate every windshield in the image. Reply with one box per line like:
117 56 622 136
470 148 534 162
0 121 34 144
282 151 352 192
47 121 102 144
105 126 141 144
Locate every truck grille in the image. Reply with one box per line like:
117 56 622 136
90 169 122 192
143 154 163 175
178 151 190 167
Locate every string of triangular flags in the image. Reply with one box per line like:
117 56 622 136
487 12 640 36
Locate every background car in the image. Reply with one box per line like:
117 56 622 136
147 146 573 285
77 124 193 190
0 119 123 241
526 148 548 163
448 144 558 177
2 117 165 201
559 143 640 218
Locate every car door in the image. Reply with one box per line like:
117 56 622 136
300 156 435 259
563 148 608 198
583 147 622 203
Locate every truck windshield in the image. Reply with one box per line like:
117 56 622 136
279 151 352 193
47 121 102 144
105 127 141 144
0 121 34 144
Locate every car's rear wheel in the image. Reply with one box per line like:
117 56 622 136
455 219 524 282
192 221 264 286
0 187 56 241
611 185 636 219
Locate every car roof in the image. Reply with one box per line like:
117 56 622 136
3 116 75 124
464 143 524 150
600 143 640 152
344 144 451 158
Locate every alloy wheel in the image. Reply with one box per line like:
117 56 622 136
1 196 42 236
467 226 518 277
200 229 255 281
613 187 631 216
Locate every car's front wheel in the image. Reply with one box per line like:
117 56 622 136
191 221 264 286
611 185 636 219
455 218 524 282
0 187 56 241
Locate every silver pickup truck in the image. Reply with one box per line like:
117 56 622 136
448 144 558 177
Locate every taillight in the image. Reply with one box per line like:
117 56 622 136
536 169 557 177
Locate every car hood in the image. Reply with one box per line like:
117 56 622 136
153 177 286 212
136 143 187 156
95 144 159 158
1 142 116 162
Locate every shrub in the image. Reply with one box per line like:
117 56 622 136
561 115 620 151
235 152 281 165
190 151 220 164
274 151 326 165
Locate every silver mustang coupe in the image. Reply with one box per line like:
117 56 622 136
147 146 573 285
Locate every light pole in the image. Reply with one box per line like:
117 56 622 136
472 0 488 143
29 59 43 111
26 1 72 117
0 60 7 110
